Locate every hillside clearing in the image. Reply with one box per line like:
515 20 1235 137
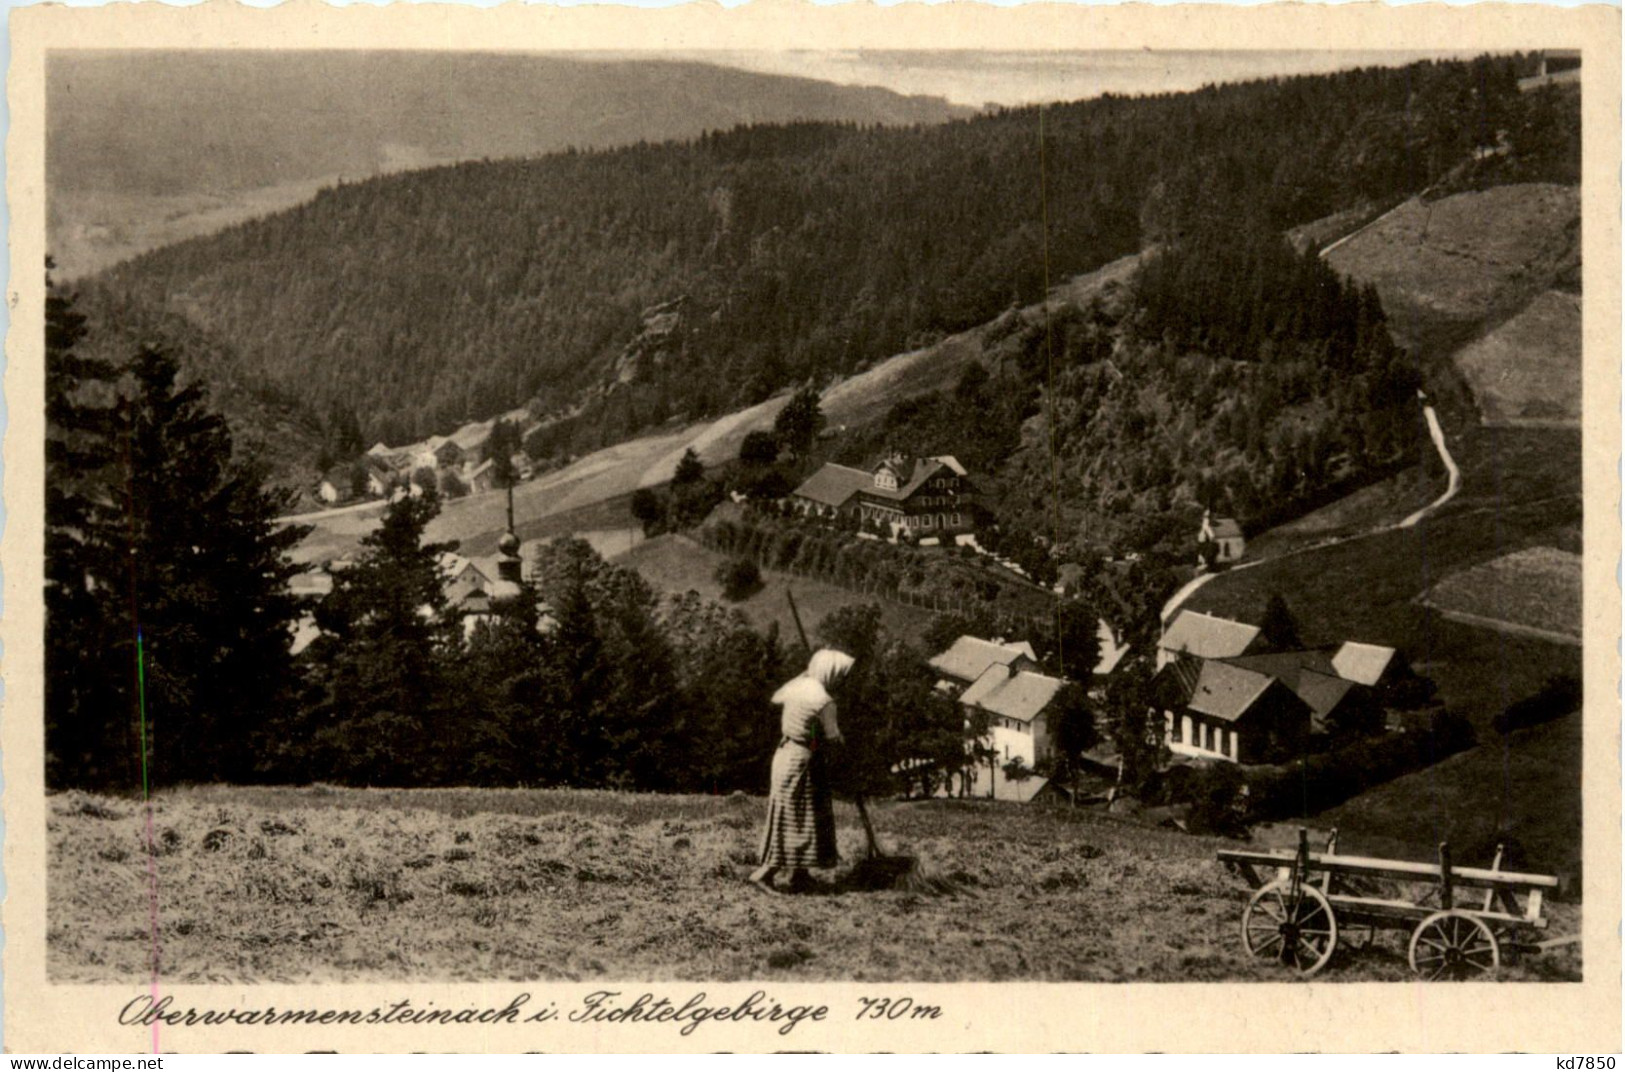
1421 546 1582 643
1187 425 1581 723
1186 422 1582 881
615 534 933 648
1324 184 1580 359
47 786 1579 984
1453 290 1582 426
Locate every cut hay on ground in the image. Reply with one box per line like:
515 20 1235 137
48 786 1579 985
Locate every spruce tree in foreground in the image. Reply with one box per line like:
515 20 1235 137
45 272 124 788
45 278 308 788
117 347 309 785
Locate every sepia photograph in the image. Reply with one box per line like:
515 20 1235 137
6 0 1619 1053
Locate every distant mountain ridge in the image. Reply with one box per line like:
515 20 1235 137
48 51 972 276
49 52 971 195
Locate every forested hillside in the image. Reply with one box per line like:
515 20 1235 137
82 55 1576 484
833 230 1425 553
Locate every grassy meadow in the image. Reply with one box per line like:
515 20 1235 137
1315 713 1583 881
46 785 1582 985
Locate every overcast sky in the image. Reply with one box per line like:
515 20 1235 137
669 49 1486 109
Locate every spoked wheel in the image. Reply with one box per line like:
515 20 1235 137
1409 910 1500 980
1242 880 1338 976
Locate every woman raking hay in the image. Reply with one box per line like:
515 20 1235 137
750 648 854 894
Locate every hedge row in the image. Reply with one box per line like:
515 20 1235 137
1151 710 1476 831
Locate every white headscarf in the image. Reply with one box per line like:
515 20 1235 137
806 648 855 689
772 648 855 741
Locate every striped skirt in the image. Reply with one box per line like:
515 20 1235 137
759 740 838 870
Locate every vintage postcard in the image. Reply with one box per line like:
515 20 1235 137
5 0 1619 1054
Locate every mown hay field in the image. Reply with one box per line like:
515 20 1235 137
1421 545 1582 642
1453 290 1582 427
48 786 1579 984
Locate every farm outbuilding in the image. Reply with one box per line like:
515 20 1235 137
1157 609 1264 668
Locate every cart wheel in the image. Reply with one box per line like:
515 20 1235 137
1409 911 1500 980
1242 879 1338 977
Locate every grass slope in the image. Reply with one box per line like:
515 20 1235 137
1324 184 1580 361
46 785 1579 983
1453 290 1582 426
1314 713 1582 882
1186 425 1581 726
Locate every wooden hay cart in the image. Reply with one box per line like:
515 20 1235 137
1217 829 1565 979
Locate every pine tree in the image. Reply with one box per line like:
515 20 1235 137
1259 592 1304 651
45 302 310 789
305 491 458 784
530 537 681 788
113 347 309 785
484 418 521 489
671 447 705 487
1047 682 1099 781
458 583 565 786
45 270 126 788
774 386 826 461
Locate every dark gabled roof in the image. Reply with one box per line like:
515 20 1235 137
860 456 967 503
797 455 970 509
1094 621 1132 677
791 463 872 508
1225 649 1337 688
1224 649 1366 729
960 665 1066 724
1293 670 1359 728
1159 611 1261 660
1207 516 1244 539
1186 660 1278 722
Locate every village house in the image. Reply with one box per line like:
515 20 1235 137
1331 641 1403 688
925 633 1071 802
789 452 978 536
466 458 498 494
316 466 350 505
415 435 467 473
440 553 494 608
1158 658 1314 764
960 661 1066 770
1092 621 1132 691
1198 510 1246 565
363 455 397 498
1225 650 1382 738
